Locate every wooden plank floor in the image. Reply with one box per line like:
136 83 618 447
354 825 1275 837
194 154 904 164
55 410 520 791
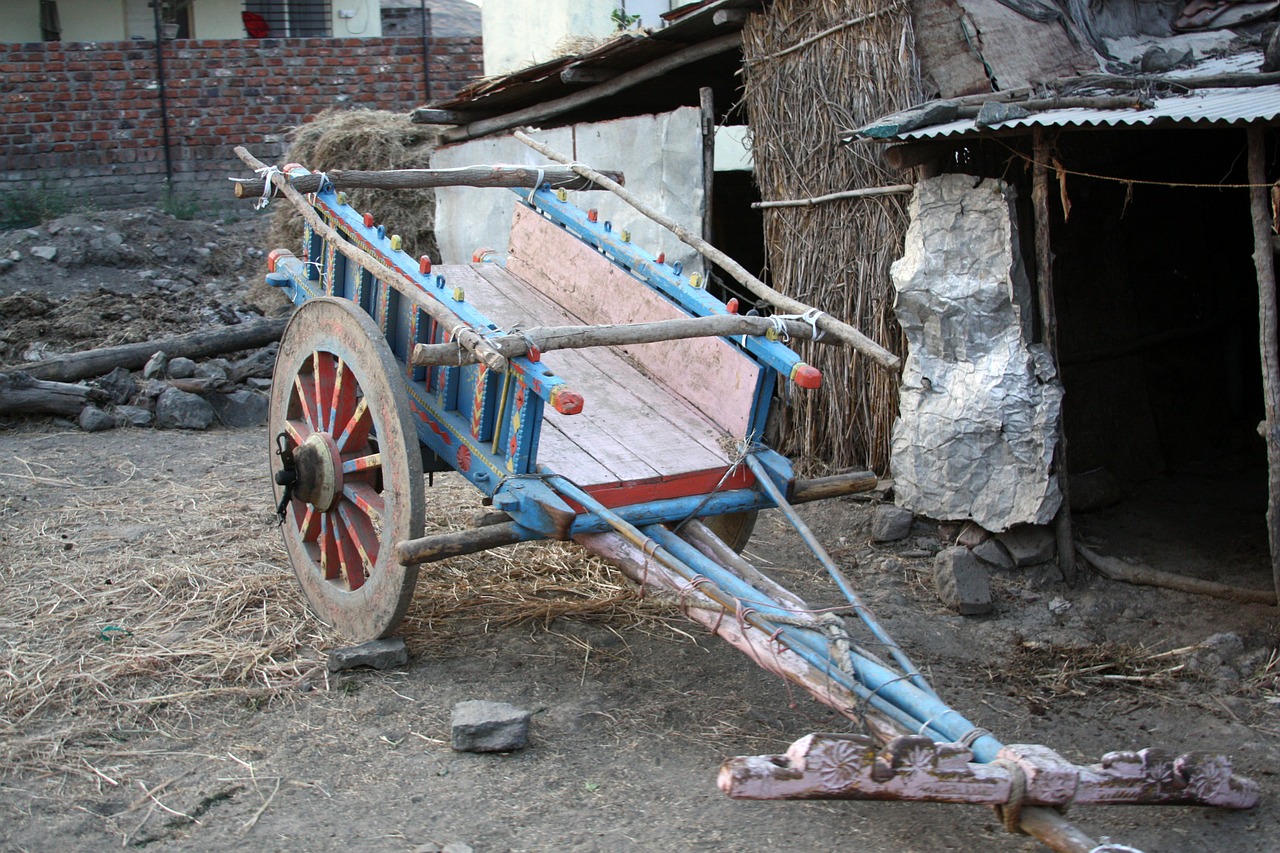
438 263 733 489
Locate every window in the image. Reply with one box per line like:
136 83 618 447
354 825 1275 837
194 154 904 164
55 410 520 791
243 0 332 37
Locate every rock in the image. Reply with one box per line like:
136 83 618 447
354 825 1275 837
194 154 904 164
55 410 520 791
167 356 197 379
442 844 474 853
196 358 231 381
245 376 273 392
30 245 57 261
1047 596 1072 615
1140 46 1175 73
95 366 137 405
210 389 269 428
996 525 1056 567
932 547 992 615
975 100 1031 128
451 700 532 753
143 351 168 380
1267 24 1280 72
116 404 153 427
154 388 214 430
78 405 118 432
327 637 409 672
1187 632 1246 683
956 521 991 548
872 505 914 542
971 538 1015 570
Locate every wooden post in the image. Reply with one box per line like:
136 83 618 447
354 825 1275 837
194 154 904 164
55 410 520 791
1247 125 1280 604
700 87 715 244
1032 128 1076 585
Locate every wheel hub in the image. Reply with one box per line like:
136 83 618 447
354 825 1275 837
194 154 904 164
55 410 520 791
292 432 344 511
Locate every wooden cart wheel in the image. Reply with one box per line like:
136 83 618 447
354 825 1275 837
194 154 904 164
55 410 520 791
703 510 757 553
269 297 424 642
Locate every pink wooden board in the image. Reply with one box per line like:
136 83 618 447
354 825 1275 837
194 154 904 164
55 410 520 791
506 205 759 440
437 264 732 488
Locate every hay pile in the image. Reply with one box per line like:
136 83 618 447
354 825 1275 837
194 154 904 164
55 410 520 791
266 109 442 263
742 0 923 474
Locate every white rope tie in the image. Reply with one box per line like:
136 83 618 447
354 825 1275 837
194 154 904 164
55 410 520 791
527 167 545 203
253 165 281 210
766 307 827 343
1088 844 1145 853
315 171 333 194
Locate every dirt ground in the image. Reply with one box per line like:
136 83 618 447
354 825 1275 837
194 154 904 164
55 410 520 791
2 210 1279 852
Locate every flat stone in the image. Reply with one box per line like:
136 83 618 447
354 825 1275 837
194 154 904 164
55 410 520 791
167 356 197 379
210 388 268 428
142 351 168 380
30 245 57 261
245 376 273 392
451 700 532 753
327 637 408 672
78 404 118 433
996 524 1056 567
955 521 991 548
933 546 992 615
116 404 153 427
154 388 214 430
871 505 914 542
971 538 1015 570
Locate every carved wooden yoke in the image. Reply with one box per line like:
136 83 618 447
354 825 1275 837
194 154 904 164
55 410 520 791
719 733 1259 810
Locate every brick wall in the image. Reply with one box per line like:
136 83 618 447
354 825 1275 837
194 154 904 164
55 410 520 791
0 36 482 214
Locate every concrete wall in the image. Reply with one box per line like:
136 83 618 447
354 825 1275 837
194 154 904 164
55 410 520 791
4 1 43 43
0 36 482 213
59 0 128 42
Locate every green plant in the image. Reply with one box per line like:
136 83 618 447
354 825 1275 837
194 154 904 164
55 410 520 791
160 189 201 221
611 7 641 30
0 182 76 230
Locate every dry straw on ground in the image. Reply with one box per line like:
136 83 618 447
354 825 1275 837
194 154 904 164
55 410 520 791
742 0 923 475
0 440 660 784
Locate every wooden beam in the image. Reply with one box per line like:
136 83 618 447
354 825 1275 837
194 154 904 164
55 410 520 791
713 9 751 26
1248 124 1280 604
234 164 626 199
1032 128 1076 585
700 86 715 243
560 65 615 85
1077 544 1276 606
442 32 743 144
5 318 289 384
0 372 100 417
513 131 902 371
409 313 834 367
790 470 879 503
396 521 538 566
410 107 497 125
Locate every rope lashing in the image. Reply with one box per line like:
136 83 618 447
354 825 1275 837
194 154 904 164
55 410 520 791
527 167 545 203
314 171 334 194
991 757 1028 834
766 307 827 343
254 165 282 210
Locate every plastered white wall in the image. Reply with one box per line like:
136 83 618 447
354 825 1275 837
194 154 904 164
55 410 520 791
1 1 44 43
481 0 618 75
432 107 703 277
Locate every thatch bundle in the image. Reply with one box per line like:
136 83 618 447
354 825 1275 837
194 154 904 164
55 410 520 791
742 0 923 474
267 109 442 262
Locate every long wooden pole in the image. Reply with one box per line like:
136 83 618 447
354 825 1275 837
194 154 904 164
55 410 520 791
1032 129 1077 585
700 86 715 243
410 313 833 367
233 146 508 373
513 131 902 371
233 164 626 199
1247 125 1280 604
1078 544 1277 605
442 33 743 144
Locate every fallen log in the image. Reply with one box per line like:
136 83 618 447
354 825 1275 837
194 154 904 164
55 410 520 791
513 131 902 372
1077 544 1277 606
233 164 626 199
5 318 289 385
0 372 101 417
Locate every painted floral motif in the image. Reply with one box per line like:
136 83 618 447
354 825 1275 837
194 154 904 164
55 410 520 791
809 740 867 793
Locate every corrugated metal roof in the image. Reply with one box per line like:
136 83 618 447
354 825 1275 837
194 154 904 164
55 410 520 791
878 50 1280 142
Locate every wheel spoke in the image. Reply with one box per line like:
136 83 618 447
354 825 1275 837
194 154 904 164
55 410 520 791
285 418 314 448
296 503 320 542
339 501 379 577
335 397 372 453
313 351 337 433
342 453 381 475
294 373 320 430
332 511 367 590
330 359 358 437
343 480 385 524
319 514 340 581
